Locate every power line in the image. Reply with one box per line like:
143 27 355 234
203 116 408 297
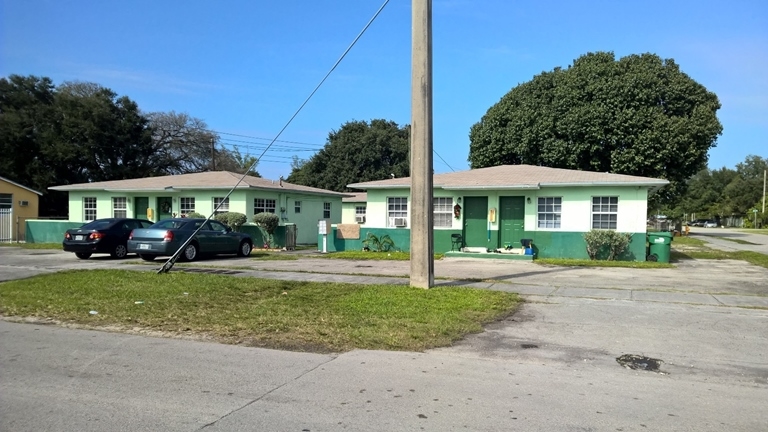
434 150 456 172
158 0 391 274
209 130 325 148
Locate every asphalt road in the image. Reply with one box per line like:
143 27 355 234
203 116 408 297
1 240 767 431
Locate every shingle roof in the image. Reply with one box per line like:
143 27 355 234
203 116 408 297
342 192 367 203
49 171 348 197
347 165 669 190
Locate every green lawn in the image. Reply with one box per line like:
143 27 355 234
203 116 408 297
311 251 445 261
0 269 520 353
535 258 673 268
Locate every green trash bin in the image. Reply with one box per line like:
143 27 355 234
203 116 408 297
647 231 673 263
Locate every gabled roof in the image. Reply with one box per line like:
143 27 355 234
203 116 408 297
342 192 367 203
0 176 43 196
49 171 348 197
347 165 669 190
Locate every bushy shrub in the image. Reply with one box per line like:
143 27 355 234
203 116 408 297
214 212 247 231
253 212 280 248
583 230 632 261
185 212 206 219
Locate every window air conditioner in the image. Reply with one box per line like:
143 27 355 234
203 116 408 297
393 217 407 227
19 200 29 207
355 215 366 223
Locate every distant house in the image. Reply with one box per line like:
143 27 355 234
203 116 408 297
341 192 367 224
329 165 668 261
48 171 348 245
0 176 42 242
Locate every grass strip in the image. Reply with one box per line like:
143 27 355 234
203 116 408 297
310 251 444 261
535 258 673 268
711 236 760 245
0 269 519 353
672 250 768 269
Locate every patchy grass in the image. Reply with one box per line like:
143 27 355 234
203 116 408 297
0 242 61 250
311 251 445 261
712 236 761 245
670 236 707 247
535 258 673 268
736 229 768 236
249 252 299 261
0 270 519 353
672 249 768 269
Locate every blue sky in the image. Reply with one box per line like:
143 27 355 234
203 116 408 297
2 0 766 181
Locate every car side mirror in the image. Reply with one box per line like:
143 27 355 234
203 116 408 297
224 226 232 233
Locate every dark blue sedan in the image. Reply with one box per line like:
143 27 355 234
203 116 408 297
63 218 154 259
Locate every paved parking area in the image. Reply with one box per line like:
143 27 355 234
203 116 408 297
1 241 767 431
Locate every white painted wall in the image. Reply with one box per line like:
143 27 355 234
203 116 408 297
362 185 649 233
65 189 343 244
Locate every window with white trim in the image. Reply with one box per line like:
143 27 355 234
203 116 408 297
323 202 331 219
592 196 618 229
355 206 366 216
433 197 452 228
537 197 562 228
294 201 301 213
112 197 127 219
254 198 276 214
83 197 97 221
213 197 229 215
180 197 195 215
387 197 408 227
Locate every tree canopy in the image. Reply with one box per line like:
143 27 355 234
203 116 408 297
468 52 723 203
286 119 410 192
0 74 259 216
670 155 767 226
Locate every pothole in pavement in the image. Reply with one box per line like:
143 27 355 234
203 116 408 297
520 344 539 349
616 354 665 373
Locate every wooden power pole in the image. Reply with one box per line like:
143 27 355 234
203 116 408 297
410 0 434 288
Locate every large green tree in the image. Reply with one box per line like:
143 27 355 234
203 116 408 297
286 119 410 191
468 52 723 203
1 75 165 215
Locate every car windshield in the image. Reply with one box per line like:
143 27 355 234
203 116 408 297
80 220 115 230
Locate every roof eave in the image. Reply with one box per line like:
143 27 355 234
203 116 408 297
538 181 670 188
442 185 541 191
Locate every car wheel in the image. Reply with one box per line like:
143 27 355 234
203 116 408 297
111 243 128 259
75 252 92 260
237 240 252 257
182 243 199 262
139 254 156 262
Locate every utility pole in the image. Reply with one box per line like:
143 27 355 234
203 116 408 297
410 0 434 288
211 138 216 171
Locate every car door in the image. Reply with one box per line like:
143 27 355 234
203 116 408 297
191 220 216 253
208 220 238 253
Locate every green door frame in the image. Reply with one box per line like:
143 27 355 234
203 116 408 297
463 196 489 248
499 196 525 249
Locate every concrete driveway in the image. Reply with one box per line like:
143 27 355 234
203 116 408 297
1 242 767 431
